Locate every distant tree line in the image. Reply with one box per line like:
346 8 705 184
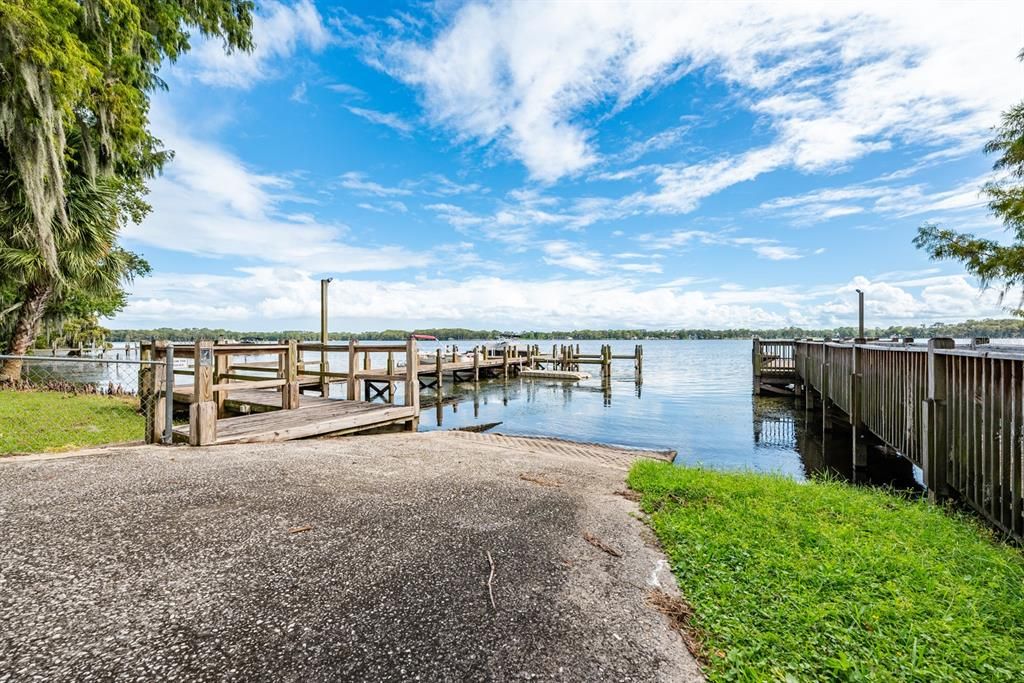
106 318 1024 343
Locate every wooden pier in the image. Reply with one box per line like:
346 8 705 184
141 339 421 446
753 337 1024 540
139 339 643 448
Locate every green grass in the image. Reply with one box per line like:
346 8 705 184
0 389 144 454
628 460 1024 682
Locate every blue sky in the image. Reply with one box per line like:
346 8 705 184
116 1 1024 331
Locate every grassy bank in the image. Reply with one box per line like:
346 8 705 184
628 460 1024 682
0 390 143 454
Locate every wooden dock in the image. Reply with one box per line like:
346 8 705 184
139 339 644 448
141 339 421 446
753 337 1024 541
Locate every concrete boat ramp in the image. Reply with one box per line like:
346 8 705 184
0 432 701 681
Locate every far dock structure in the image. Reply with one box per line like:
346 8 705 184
752 337 1024 541
140 339 421 446
531 343 643 379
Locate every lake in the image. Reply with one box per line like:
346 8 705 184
24 339 922 485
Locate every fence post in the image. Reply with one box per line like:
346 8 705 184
405 336 420 430
189 340 216 446
163 343 175 445
924 337 955 503
851 339 867 468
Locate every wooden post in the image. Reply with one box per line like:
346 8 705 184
214 343 228 417
473 345 480 382
362 350 373 401
144 341 167 444
189 340 216 446
752 338 762 395
347 339 358 401
551 344 557 367
283 340 299 409
821 341 832 433
924 338 955 503
435 348 443 394
320 278 330 397
851 339 867 468
502 346 509 380
405 337 420 430
387 351 395 402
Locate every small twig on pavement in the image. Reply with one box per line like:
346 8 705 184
288 525 314 534
486 550 497 610
583 531 622 557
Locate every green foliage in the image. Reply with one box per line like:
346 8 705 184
0 0 254 268
104 318 1024 342
0 389 143 453
915 48 1024 310
628 460 1024 682
0 172 150 347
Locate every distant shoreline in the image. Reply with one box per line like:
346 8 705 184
105 317 1024 342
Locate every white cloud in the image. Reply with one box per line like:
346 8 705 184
289 81 308 103
754 246 802 261
326 82 366 98
188 1 333 88
122 109 428 274
345 106 414 135
376 1 1022 194
338 171 413 196
541 241 604 274
114 270 1008 331
760 173 994 224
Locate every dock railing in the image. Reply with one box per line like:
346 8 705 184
142 338 419 446
756 338 1024 540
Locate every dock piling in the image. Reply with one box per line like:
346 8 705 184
189 340 217 446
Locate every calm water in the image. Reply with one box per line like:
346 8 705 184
25 339 922 484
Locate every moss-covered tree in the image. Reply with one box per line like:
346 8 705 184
0 0 254 378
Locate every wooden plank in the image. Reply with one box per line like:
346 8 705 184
212 405 417 444
211 378 286 392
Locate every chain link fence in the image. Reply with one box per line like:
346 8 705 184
0 353 165 455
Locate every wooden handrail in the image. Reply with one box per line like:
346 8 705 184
211 378 286 392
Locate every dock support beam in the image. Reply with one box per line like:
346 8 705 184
189 340 217 446
923 338 955 503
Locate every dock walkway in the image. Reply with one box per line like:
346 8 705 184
752 336 1024 541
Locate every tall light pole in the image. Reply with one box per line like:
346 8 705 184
321 278 333 396
856 288 865 340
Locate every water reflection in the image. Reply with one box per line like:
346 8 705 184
418 340 922 486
